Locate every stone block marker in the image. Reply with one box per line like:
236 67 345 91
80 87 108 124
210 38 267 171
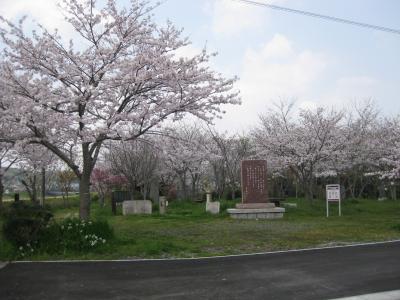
159 196 167 215
227 160 285 219
122 200 152 215
206 201 220 214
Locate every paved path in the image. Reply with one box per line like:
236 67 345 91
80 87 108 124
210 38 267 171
1 241 399 300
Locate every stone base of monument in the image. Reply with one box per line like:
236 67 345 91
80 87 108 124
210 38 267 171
206 201 220 214
227 203 285 219
122 200 152 215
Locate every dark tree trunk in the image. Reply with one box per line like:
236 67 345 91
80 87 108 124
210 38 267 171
191 177 196 201
41 167 45 206
231 188 235 201
0 173 4 210
302 177 314 202
143 184 148 200
79 171 91 220
99 193 105 207
79 144 92 220
32 173 37 203
178 173 187 201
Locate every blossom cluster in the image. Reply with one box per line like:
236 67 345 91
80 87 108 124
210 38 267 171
59 218 109 250
84 234 106 247
18 242 35 257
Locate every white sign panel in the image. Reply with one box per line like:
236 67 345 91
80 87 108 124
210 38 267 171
326 184 340 201
326 184 341 217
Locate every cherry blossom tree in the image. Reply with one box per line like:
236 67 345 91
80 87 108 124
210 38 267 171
107 139 159 200
0 85 20 208
57 169 77 207
335 101 383 198
0 0 239 219
0 142 18 208
91 167 113 207
373 115 400 198
159 124 213 200
253 101 345 201
17 144 57 204
208 130 254 199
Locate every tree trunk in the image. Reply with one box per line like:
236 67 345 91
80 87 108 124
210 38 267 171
79 172 91 220
79 144 92 220
40 167 45 206
99 193 105 207
143 184 148 200
391 185 397 200
378 182 385 199
307 185 314 202
303 178 314 202
32 173 38 203
231 188 235 201
0 173 4 210
191 178 196 201
178 173 187 201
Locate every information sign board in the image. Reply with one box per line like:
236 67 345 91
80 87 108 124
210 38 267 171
326 184 341 217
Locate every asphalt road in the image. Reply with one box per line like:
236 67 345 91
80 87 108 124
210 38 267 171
1 241 400 300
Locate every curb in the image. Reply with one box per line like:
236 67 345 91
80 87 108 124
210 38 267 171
11 239 400 264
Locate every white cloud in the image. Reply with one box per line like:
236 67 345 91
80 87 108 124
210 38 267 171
240 33 327 106
0 0 76 41
209 0 288 36
214 34 328 132
261 33 293 59
319 76 379 109
336 76 378 97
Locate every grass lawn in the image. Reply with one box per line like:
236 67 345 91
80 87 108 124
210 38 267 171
1 197 400 260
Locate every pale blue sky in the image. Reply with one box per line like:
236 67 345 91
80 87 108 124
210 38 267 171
1 0 400 132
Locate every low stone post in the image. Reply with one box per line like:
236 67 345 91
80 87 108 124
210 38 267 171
206 192 212 203
159 196 167 215
205 191 220 214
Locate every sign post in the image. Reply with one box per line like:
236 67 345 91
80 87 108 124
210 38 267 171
326 184 341 217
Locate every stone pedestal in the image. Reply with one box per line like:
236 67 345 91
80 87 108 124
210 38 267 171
236 203 275 209
227 204 285 219
122 200 152 215
159 196 166 215
206 201 220 214
206 192 212 203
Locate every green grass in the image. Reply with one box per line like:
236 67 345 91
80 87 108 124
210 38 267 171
1 197 399 261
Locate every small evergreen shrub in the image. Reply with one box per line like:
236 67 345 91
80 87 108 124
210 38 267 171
2 202 53 247
2 202 114 257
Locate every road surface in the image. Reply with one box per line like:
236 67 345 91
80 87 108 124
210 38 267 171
0 241 399 299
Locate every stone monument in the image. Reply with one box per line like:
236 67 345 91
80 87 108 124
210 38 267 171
227 160 285 219
122 200 152 215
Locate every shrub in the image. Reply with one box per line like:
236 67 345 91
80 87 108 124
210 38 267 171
2 202 53 247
